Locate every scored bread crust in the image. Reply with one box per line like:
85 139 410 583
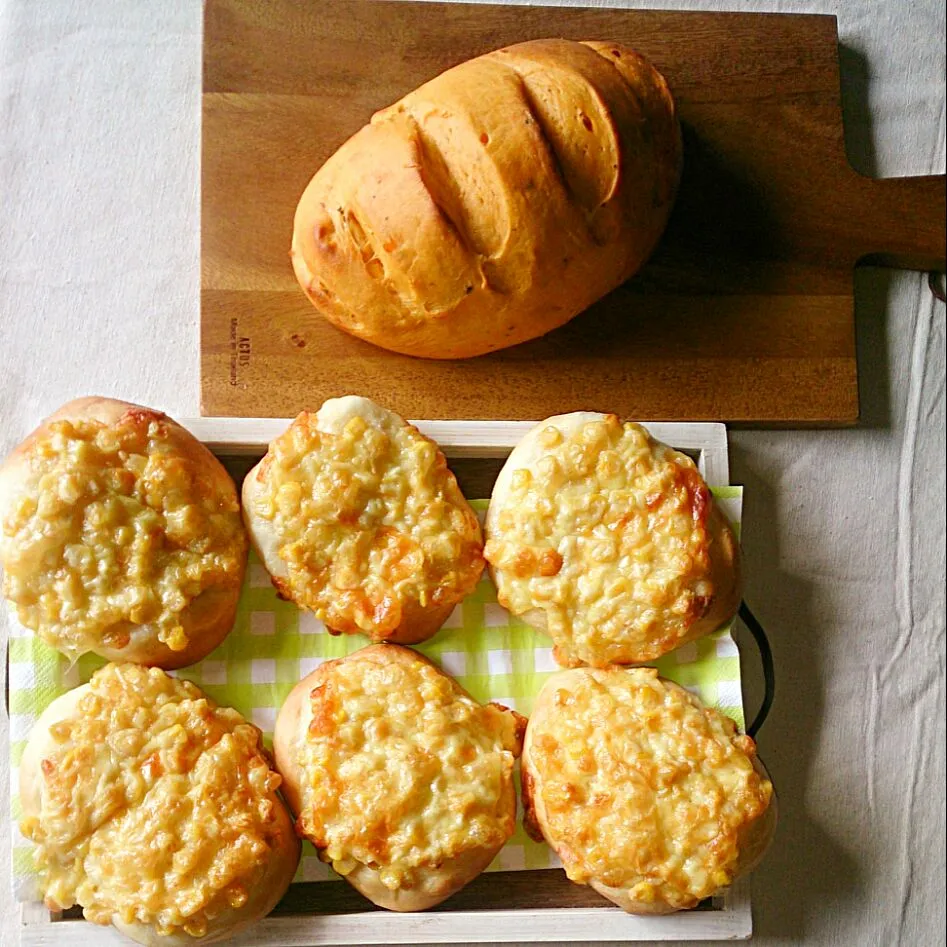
521 668 776 915
20 679 300 946
291 38 681 359
484 412 741 667
274 643 524 911
243 396 483 646
0 397 247 668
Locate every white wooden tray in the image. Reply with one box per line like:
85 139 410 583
17 418 752 946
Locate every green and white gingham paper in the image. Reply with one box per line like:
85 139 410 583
8 491 743 900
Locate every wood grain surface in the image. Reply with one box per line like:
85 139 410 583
201 0 946 424
58 872 715 919
267 872 713 915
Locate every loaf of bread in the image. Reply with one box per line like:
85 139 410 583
242 396 483 645
484 412 741 668
0 397 248 668
522 667 775 914
275 644 525 910
20 664 299 945
291 39 681 359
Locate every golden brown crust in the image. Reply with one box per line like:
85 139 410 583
522 668 775 914
91 585 242 670
19 666 299 945
519 757 545 844
682 503 743 653
342 845 501 912
291 39 681 359
274 644 524 911
485 412 741 667
585 754 777 915
0 397 247 667
242 396 483 646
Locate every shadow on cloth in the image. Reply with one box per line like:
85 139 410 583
730 446 861 941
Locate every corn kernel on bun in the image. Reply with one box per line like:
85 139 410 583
0 397 248 668
242 396 484 645
19 663 300 945
484 412 741 667
274 644 525 911
522 667 775 914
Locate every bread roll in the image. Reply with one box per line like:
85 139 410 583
274 643 525 910
292 38 681 358
522 667 775 914
0 397 248 668
484 412 741 667
19 664 300 945
242 396 483 644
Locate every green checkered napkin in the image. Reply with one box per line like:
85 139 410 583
8 491 743 899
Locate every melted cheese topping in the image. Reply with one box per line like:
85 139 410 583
0 416 246 657
527 668 772 909
20 664 287 938
298 652 521 889
249 411 483 638
485 416 718 666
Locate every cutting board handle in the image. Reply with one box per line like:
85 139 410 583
845 172 946 272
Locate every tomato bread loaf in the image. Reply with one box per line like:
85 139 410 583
291 39 681 358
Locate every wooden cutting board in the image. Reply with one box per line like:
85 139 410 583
201 0 946 424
